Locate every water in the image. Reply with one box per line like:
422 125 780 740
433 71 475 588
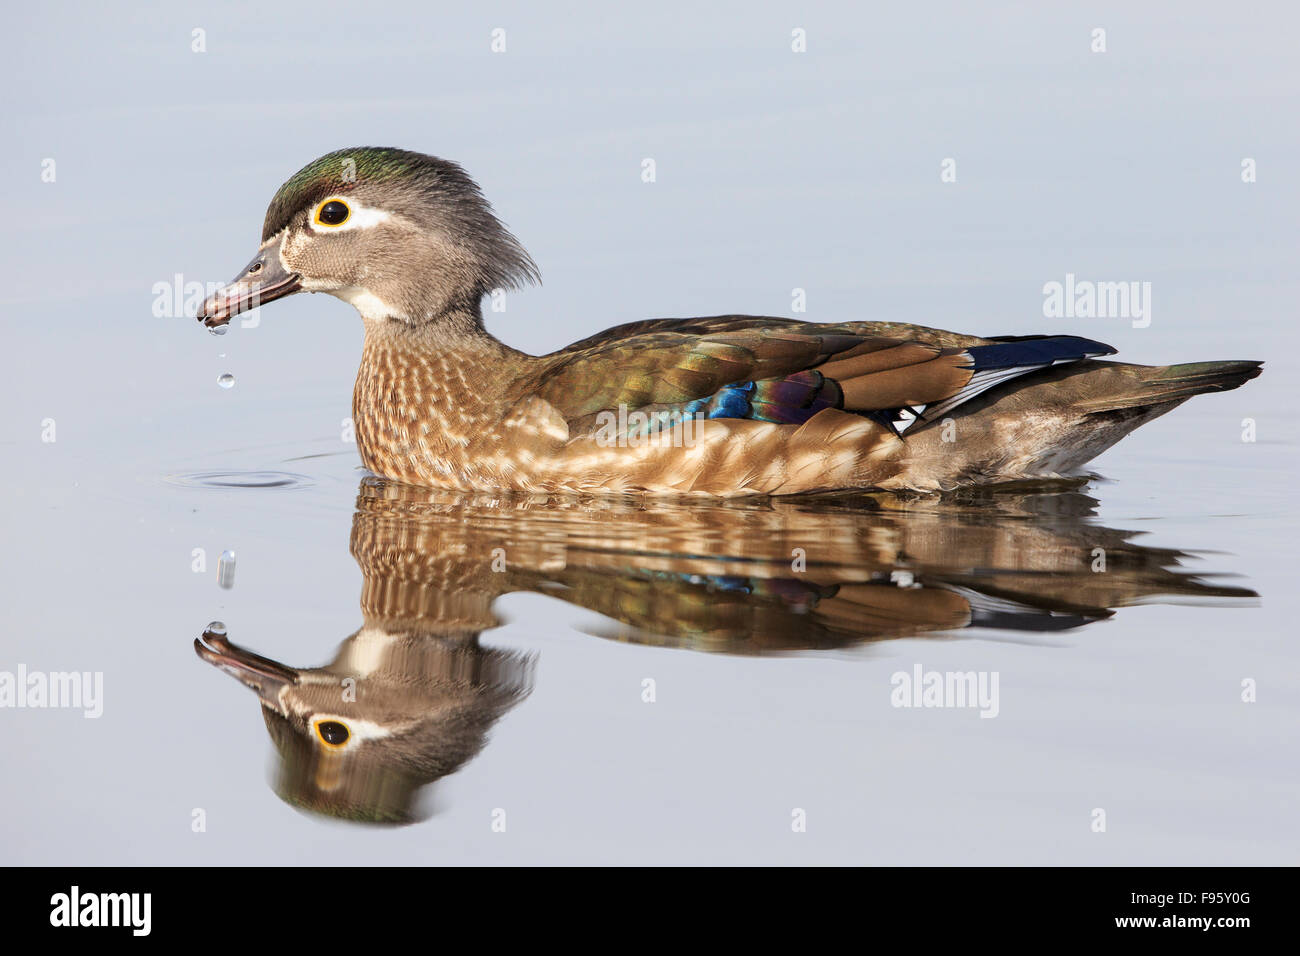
1 1 1297 864
217 373 235 389
216 550 236 590
164 471 315 490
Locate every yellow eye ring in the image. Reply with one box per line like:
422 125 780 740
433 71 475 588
314 719 351 748
315 199 351 227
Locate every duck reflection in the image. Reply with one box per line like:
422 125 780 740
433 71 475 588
196 478 1254 824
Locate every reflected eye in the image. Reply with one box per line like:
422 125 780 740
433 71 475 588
316 199 350 226
315 720 350 747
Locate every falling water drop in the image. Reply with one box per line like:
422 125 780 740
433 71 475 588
217 373 235 389
208 325 228 336
217 550 236 589
205 621 227 636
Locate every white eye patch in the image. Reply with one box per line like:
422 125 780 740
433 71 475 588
311 713 394 751
307 195 393 234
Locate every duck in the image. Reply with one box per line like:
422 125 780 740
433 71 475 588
196 147 1262 497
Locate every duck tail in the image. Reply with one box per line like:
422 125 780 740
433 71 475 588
1079 360 1263 412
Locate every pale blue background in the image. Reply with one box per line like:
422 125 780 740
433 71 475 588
1 1 1296 863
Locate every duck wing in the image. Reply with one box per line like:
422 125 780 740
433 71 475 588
528 316 1115 436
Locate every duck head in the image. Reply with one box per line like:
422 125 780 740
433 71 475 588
197 147 538 329
195 623 534 824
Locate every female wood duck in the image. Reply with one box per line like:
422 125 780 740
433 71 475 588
197 147 1261 496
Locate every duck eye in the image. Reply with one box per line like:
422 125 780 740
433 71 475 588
316 200 350 226
316 720 350 747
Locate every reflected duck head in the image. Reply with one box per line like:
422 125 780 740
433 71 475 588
196 624 533 825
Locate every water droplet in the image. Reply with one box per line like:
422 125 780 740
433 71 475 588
206 621 227 636
217 373 235 389
217 550 236 589
208 325 228 336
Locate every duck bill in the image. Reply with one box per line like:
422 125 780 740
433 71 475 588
197 234 302 329
195 626 299 711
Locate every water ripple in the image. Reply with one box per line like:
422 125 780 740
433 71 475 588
164 470 314 490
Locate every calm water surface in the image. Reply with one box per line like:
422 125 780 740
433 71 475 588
4 347 1294 863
